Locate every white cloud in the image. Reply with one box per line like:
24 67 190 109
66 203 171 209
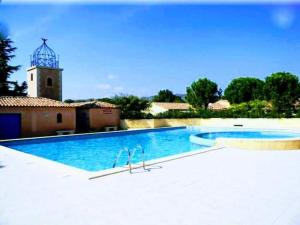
113 86 124 92
107 74 118 80
96 83 124 96
272 7 296 29
97 83 111 90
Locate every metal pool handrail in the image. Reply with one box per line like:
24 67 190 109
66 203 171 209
112 145 146 173
112 147 131 169
130 145 146 171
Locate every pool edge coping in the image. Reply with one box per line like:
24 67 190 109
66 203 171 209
0 144 222 179
0 126 222 179
0 126 186 143
190 128 300 143
88 146 223 179
189 128 300 150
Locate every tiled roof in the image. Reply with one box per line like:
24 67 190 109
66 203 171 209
208 100 231 110
153 102 191 110
0 96 75 108
70 101 119 109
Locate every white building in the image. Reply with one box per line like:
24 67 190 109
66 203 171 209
148 102 192 115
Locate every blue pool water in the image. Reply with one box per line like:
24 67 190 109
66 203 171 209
198 131 300 140
1 127 205 172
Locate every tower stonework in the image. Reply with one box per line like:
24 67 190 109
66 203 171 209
27 39 63 101
27 66 63 101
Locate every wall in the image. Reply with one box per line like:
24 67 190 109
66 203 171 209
121 118 300 130
27 66 63 101
0 107 76 137
121 119 156 129
198 118 300 129
27 67 38 97
89 108 120 130
154 118 202 127
121 119 201 129
37 67 63 101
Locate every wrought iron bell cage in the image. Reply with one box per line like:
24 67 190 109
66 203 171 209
30 38 59 68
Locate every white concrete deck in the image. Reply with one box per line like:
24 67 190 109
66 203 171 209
1 147 300 225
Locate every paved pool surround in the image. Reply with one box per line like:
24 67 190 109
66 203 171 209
2 145 300 225
190 130 300 150
214 138 300 150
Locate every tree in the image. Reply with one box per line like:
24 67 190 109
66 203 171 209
224 77 264 104
152 89 183 102
98 97 114 103
10 81 27 96
64 99 75 103
186 78 219 109
111 95 150 118
0 34 27 96
265 72 300 114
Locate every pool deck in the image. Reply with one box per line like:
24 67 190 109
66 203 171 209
1 147 300 225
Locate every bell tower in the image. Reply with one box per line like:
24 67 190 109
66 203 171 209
27 38 63 101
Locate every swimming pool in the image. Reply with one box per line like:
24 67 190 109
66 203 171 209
190 129 300 150
0 127 206 172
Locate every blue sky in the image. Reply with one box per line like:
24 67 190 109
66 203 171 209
0 4 300 99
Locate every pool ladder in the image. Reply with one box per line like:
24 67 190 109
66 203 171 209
112 145 146 173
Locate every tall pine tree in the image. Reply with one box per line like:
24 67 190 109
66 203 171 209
0 33 27 96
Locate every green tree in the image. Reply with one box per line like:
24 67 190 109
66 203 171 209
186 78 219 109
0 34 27 96
97 97 114 103
111 95 150 118
152 89 183 102
265 72 300 114
64 99 75 103
224 77 264 104
10 81 27 96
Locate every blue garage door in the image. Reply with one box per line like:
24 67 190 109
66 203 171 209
0 114 21 139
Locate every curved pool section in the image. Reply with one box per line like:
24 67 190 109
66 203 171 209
190 130 300 150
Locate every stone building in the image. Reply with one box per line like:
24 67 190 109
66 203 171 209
71 101 120 132
148 102 192 115
27 38 62 101
0 96 76 139
0 39 120 139
208 100 231 111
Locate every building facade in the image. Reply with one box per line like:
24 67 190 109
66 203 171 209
0 97 76 139
148 102 192 115
0 39 121 139
72 101 120 132
208 100 231 111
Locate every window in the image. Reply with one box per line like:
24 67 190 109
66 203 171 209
57 113 62 123
47 77 53 87
31 73 33 81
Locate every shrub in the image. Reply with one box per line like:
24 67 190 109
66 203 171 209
152 100 274 119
